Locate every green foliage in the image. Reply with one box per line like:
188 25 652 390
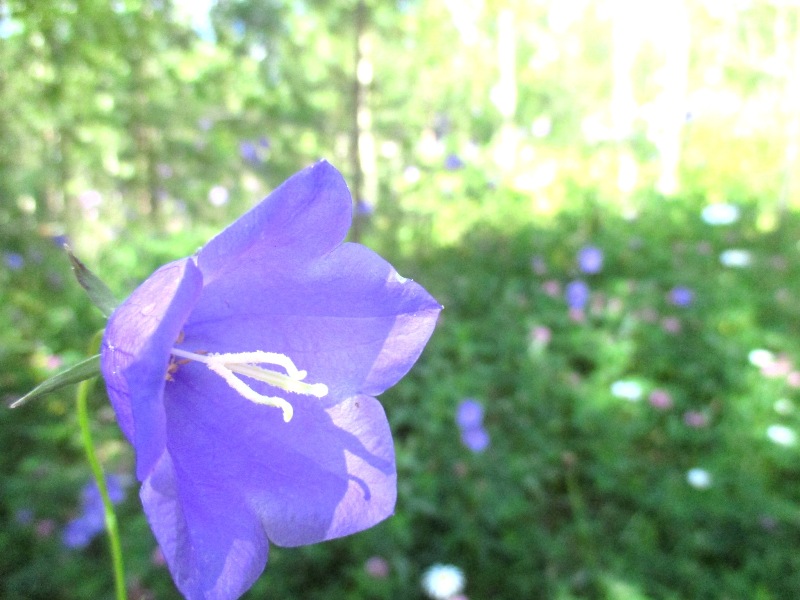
4 0 800 598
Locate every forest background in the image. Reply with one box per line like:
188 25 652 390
3 0 800 598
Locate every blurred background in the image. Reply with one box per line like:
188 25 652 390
3 0 800 598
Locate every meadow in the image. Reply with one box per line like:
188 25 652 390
3 1 800 599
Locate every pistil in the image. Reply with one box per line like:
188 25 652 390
169 348 328 422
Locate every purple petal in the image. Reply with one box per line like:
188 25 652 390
565 279 590 310
142 384 394 598
141 453 268 600
577 246 603 274
669 285 694 307
101 258 203 479
185 242 440 402
461 426 490 453
456 399 484 429
198 161 352 286
63 516 102 549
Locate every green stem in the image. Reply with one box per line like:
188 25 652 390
564 464 600 575
76 375 127 600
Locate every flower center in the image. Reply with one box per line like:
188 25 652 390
169 348 328 422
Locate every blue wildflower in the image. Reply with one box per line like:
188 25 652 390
444 154 465 170
456 398 489 453
63 475 125 549
669 285 694 307
4 252 23 270
577 245 603 274
239 141 260 165
100 161 441 599
565 280 590 310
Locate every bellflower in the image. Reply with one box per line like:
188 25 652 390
63 475 126 549
565 279 590 310
577 245 603 274
455 398 490 453
668 285 694 307
101 161 441 600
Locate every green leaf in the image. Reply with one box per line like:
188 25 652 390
9 354 101 408
66 246 119 317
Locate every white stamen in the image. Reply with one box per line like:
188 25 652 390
169 347 328 422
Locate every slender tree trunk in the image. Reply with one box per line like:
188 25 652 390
350 0 367 241
610 0 639 198
654 0 690 196
779 8 800 213
493 8 518 173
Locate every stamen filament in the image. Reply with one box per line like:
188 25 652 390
169 347 328 422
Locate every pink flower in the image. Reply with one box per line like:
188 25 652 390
365 556 390 579
531 256 547 275
529 326 552 347
648 389 673 410
661 316 682 334
542 280 561 297
683 411 708 428
762 355 792 378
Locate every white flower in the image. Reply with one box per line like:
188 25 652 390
687 468 712 489
403 165 421 184
422 564 465 600
701 203 740 225
611 380 643 402
767 424 797 447
208 185 229 206
720 249 752 268
748 349 775 368
774 398 794 415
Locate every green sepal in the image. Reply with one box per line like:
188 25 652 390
66 246 119 317
9 354 101 408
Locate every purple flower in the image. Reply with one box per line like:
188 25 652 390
565 280 590 310
668 286 693 307
4 252 24 270
63 475 126 549
577 245 603 274
444 153 465 170
364 556 390 579
531 255 547 275
456 398 484 429
100 161 441 600
456 398 489 452
461 426 490 452
239 141 260 165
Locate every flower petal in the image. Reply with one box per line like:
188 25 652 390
183 242 440 403
163 362 396 542
198 160 352 286
141 452 268 600
144 361 395 593
101 258 203 479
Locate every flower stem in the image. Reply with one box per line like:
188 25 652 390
76 375 127 600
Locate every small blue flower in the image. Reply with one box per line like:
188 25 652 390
239 141 260 165
443 153 465 170
4 252 24 271
457 398 483 428
565 280 590 310
577 246 603 274
456 398 489 452
461 426 490 452
669 285 694 307
62 475 126 549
